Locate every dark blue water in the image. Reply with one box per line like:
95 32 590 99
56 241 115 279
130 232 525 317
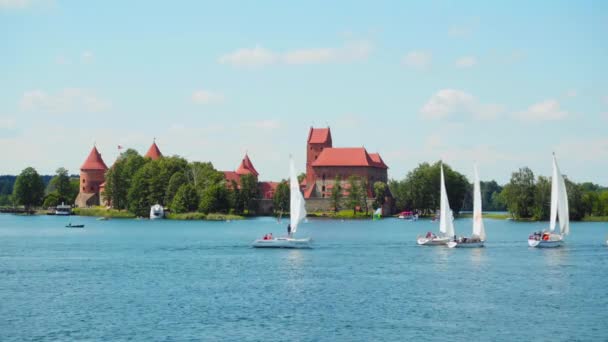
1 214 607 341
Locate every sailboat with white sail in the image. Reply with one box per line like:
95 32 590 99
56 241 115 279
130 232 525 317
448 164 485 248
252 157 311 249
528 154 569 248
417 164 454 246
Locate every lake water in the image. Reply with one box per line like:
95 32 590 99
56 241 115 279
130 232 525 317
1 214 607 341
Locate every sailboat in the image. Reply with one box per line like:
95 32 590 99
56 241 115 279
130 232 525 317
252 157 311 249
528 153 569 248
448 164 485 248
417 164 454 246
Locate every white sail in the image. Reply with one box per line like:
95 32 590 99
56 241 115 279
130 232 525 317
472 164 486 240
554 155 570 235
439 164 455 238
549 156 559 232
289 157 307 234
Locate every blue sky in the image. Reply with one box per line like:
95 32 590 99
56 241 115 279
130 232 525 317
1 0 607 185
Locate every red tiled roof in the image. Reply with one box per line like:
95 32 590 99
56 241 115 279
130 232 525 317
369 153 388 169
236 154 259 177
307 127 332 144
259 181 279 199
223 171 241 183
311 147 387 169
81 146 108 171
145 142 162 160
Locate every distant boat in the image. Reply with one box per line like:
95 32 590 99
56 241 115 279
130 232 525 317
417 164 453 246
448 164 485 248
528 154 569 248
398 211 418 221
55 202 72 216
373 207 382 221
150 204 164 220
66 223 84 228
97 217 109 221
252 157 311 249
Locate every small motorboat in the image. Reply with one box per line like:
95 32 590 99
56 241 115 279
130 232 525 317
66 223 85 228
150 204 164 219
417 235 450 246
528 232 563 248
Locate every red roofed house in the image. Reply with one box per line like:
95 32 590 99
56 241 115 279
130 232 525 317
75 146 109 207
304 127 389 205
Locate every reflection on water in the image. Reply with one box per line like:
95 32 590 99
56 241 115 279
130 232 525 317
468 247 486 267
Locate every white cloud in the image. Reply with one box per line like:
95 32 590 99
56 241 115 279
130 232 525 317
218 45 277 68
0 0 29 8
513 99 568 122
81 51 94 63
20 88 110 113
455 56 477 68
555 137 608 162
448 26 472 39
247 120 281 130
219 40 372 67
401 50 432 70
191 90 224 104
564 89 577 98
420 89 503 120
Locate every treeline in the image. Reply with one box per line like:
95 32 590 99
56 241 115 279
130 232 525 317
2 168 79 209
499 167 608 220
388 162 608 221
102 149 262 217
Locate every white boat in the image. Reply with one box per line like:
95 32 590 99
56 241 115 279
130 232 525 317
448 164 486 248
150 204 164 220
252 157 311 249
417 164 454 246
55 202 72 216
528 154 569 248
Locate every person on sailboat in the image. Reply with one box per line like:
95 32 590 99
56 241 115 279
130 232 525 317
287 224 292 237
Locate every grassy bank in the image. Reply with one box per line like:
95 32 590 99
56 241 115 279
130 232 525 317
308 210 373 220
166 212 244 221
459 213 511 220
73 207 136 219
582 216 608 222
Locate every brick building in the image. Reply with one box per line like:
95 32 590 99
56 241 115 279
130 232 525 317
302 127 389 200
222 154 278 200
75 146 109 207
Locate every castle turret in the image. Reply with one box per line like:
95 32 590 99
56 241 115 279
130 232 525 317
305 127 332 192
144 141 163 160
75 146 108 207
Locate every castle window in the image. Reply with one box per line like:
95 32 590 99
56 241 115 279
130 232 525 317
322 174 326 181
82 187 85 191
83 179 86 183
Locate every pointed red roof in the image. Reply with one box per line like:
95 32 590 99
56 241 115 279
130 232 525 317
369 153 389 169
145 142 162 160
311 148 388 169
80 146 108 171
236 154 259 177
307 127 332 144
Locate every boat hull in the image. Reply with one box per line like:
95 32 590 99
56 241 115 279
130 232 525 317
252 237 312 249
528 237 563 248
417 236 450 246
447 240 484 248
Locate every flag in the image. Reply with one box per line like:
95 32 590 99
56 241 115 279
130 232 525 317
117 145 123 150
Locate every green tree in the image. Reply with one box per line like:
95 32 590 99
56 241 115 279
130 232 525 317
297 173 306 184
501 167 536 219
103 149 146 209
347 175 362 214
13 167 45 211
239 174 259 214
171 183 199 213
329 175 343 212
373 181 388 209
199 183 229 214
165 171 187 205
48 167 71 203
273 181 289 214
42 192 60 208
532 176 551 220
566 179 585 221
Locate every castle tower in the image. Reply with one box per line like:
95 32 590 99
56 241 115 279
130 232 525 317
236 153 259 178
75 146 108 207
306 127 332 187
144 141 163 160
